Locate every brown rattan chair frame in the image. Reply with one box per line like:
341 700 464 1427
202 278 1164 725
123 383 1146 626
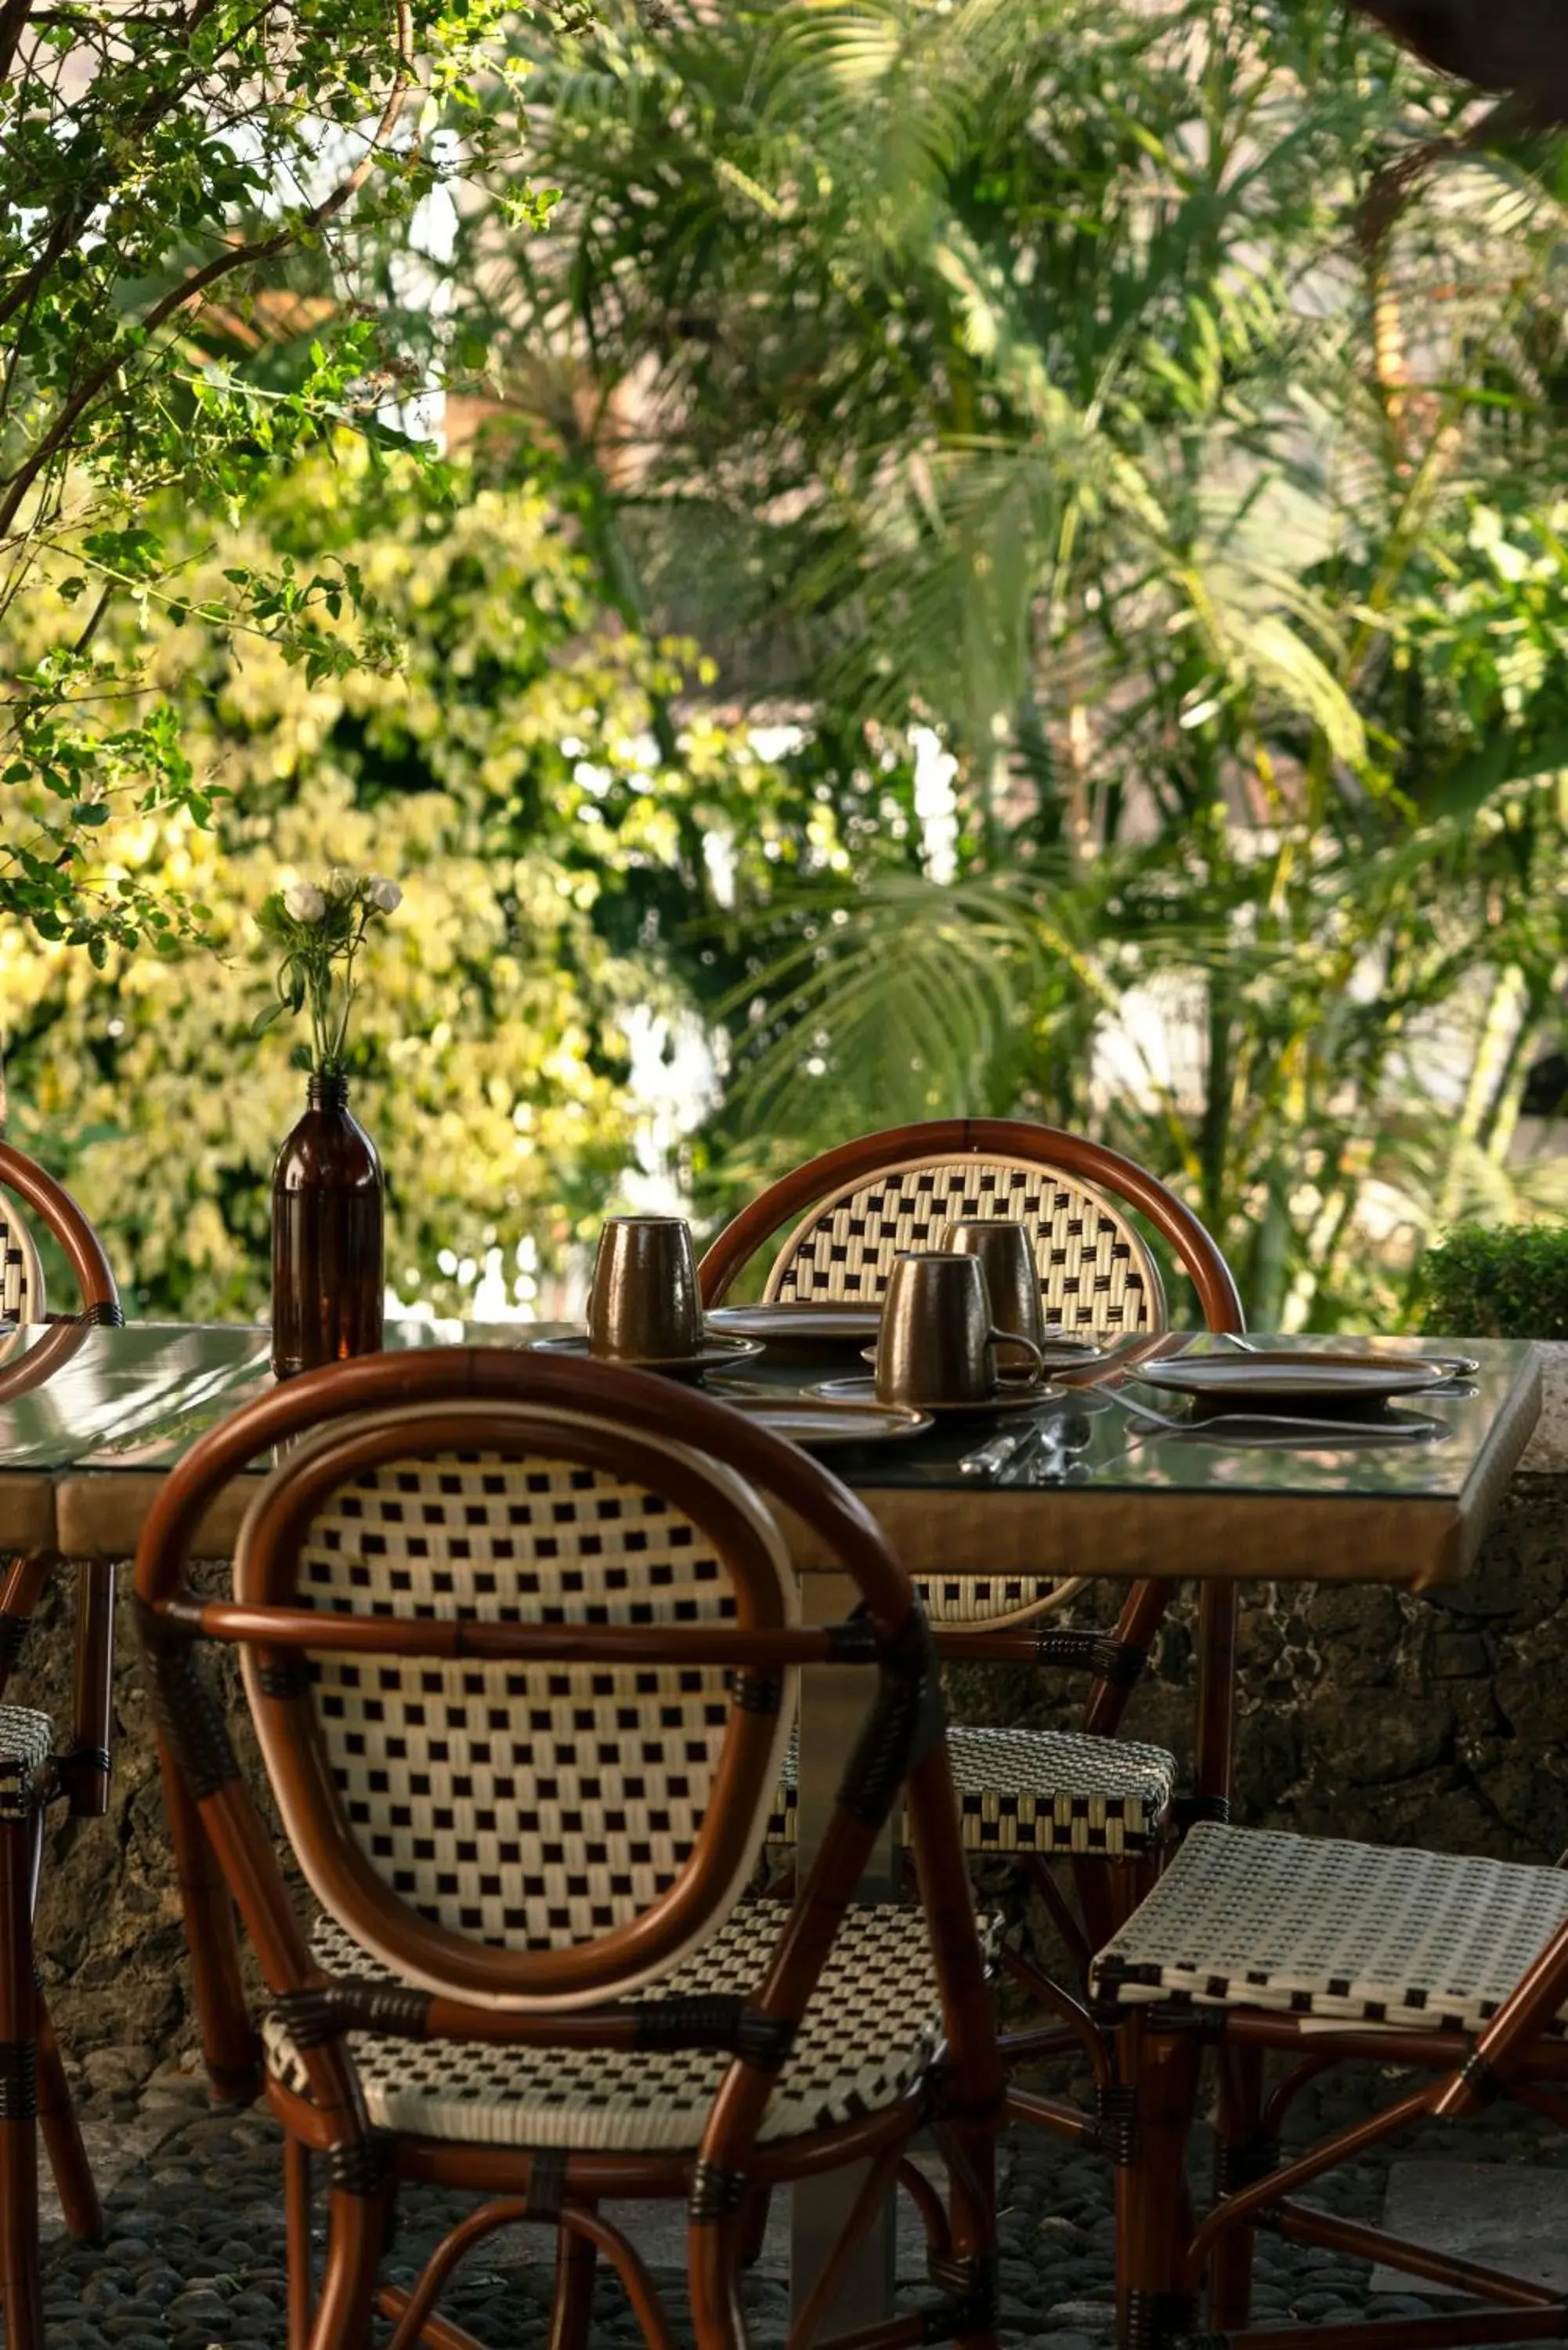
0 1140 124 1782
1107 1923 1568 2350
699 1119 1244 1970
0 1144 124 2343
133 1347 1005 2350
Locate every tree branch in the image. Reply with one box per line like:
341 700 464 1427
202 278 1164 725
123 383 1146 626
0 0 416 541
0 1 276 338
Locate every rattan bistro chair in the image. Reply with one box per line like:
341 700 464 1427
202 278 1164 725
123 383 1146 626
701 1120 1244 1968
133 1349 1005 2350
1092 1820 1568 2350
0 1144 125 2345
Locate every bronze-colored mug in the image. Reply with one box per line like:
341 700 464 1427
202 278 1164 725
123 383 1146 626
587 1216 703 1361
873 1253 1044 1407
940 1218 1046 1372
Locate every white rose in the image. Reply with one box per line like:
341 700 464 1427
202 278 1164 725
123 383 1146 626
327 869 357 900
283 880 327 923
367 876 403 913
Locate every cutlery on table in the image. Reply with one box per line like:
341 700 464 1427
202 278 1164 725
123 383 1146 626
958 1419 1068 1479
959 1425 1035 1479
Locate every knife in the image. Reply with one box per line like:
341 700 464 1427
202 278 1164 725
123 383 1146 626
959 1426 1033 1479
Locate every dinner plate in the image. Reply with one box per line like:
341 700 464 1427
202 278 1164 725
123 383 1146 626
808 1376 1064 1419
529 1333 764 1376
719 1396 933 1448
1136 1350 1444 1409
706 1304 883 1352
1173 1409 1450 1449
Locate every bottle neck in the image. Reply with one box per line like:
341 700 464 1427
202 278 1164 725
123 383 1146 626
307 1072 349 1112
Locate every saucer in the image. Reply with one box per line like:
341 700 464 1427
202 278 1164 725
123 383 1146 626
860 1336 1104 1371
717 1395 933 1448
530 1332 764 1377
808 1376 1064 1419
707 1304 882 1353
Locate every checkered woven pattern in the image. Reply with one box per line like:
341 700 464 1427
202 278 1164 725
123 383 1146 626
0 1198 42 1323
266 1447 793 1957
916 1572 1066 1626
761 1156 1161 1336
0 1706 54 1819
1091 1823 1568 2034
768 1724 1174 1858
264 1903 985 2150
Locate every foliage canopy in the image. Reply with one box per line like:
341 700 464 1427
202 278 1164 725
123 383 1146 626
0 0 566 956
0 434 814 1318
450 0 1568 1325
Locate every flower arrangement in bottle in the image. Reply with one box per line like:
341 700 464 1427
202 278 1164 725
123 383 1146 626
258 871 402 1379
254 869 403 1069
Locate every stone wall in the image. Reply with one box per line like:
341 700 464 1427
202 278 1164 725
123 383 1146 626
18 1347 1568 2081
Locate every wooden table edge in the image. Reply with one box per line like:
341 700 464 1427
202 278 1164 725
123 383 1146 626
57 1471 265 1564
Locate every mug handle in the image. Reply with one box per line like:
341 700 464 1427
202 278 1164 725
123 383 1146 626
988 1326 1045 1386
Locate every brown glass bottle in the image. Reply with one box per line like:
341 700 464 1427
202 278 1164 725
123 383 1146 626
270 1073 385 1379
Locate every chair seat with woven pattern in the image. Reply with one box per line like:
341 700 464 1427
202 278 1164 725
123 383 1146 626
0 1707 54 1818
0 1720 54 1824
1091 1821 1568 2035
768 1723 1176 1859
266 1904 988 2152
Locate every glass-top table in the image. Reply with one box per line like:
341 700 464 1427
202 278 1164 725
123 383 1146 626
0 1321 1531 1591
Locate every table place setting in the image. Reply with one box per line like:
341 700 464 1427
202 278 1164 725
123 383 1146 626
518 1209 1515 1475
528 1211 1097 1453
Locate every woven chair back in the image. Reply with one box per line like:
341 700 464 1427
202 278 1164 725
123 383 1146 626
761 1154 1165 1336
703 1123 1241 1635
233 1400 800 2010
0 1142 121 1332
0 1195 44 1324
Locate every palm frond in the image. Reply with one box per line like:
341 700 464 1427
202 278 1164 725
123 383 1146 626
719 872 1098 1136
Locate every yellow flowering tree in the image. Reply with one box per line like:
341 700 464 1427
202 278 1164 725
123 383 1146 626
0 438 798 1318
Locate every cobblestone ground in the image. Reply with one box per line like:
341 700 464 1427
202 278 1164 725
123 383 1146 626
34 2052 1568 2348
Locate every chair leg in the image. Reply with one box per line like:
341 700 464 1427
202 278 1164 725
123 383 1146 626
36 1990 99 2243
739 2185 772 2270
156 1730 261 2101
939 2115 1001 2350
1208 2043 1267 2331
547 2200 598 2350
1195 1583 1239 1819
309 2181 388 2350
0 1553 51 1701
1114 2016 1202 2350
67 1558 116 1819
286 2135 313 2350
1071 1855 1116 1956
0 1817 43 2349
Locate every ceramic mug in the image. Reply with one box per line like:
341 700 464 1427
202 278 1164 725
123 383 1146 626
940 1218 1046 1372
587 1217 703 1361
874 1253 1044 1407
